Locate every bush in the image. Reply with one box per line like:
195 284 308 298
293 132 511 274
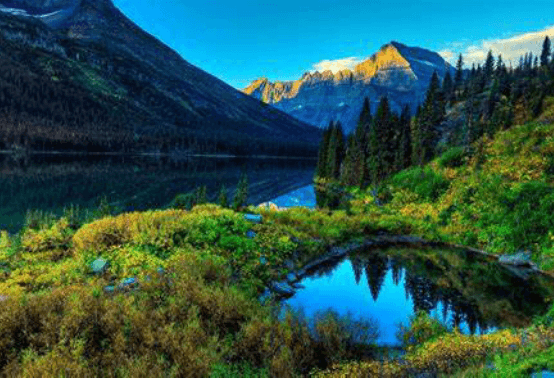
396 310 449 349
390 167 450 202
438 146 466 168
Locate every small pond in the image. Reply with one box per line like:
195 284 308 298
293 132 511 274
274 246 554 347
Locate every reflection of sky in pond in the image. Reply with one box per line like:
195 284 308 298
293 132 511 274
279 258 497 346
269 184 316 209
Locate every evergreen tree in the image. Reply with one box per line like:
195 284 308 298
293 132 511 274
454 53 464 93
542 36 552 67
395 104 412 171
326 121 345 179
196 185 207 205
218 184 228 208
366 121 379 185
315 122 333 178
418 71 443 164
373 97 392 180
359 97 372 127
442 71 454 105
484 50 495 82
232 172 248 210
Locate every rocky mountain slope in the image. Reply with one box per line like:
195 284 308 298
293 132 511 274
244 41 455 133
0 0 321 155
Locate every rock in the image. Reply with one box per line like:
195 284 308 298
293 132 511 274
283 259 295 270
291 283 305 289
259 256 267 265
270 281 295 296
91 258 109 275
0 295 9 302
498 251 533 266
531 371 554 378
244 214 263 224
286 272 297 282
117 277 139 291
246 230 256 238
103 285 115 293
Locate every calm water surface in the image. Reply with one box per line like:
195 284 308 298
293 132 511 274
278 246 554 346
0 153 316 233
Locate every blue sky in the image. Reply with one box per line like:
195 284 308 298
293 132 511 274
113 0 554 89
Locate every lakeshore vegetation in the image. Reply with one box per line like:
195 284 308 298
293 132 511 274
2 43 554 377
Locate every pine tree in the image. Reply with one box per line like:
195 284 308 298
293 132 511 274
196 185 207 205
442 71 454 105
484 50 495 83
542 36 552 67
326 121 345 179
454 53 464 92
418 71 443 164
359 97 371 127
232 172 248 210
218 184 228 208
373 97 392 180
395 104 412 171
315 122 333 178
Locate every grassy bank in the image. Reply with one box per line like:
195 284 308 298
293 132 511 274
2 115 554 376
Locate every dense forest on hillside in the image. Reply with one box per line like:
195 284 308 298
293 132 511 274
0 18 319 157
317 36 554 186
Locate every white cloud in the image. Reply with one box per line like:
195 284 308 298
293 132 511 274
439 25 554 68
311 57 364 73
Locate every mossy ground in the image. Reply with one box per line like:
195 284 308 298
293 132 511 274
2 110 554 376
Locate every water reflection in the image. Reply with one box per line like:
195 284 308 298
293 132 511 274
280 246 554 346
0 153 315 233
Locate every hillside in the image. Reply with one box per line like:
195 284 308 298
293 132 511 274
0 0 321 156
243 41 455 133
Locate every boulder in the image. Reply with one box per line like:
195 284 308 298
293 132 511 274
259 256 267 265
103 285 115 293
286 272 297 282
498 251 533 266
91 258 109 274
0 295 8 302
117 277 139 291
269 281 295 296
246 230 256 238
244 214 263 224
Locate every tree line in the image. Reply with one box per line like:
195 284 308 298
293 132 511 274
316 36 554 187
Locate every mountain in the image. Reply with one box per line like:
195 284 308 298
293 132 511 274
0 0 321 156
244 41 455 133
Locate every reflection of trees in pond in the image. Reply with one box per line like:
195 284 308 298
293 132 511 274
349 255 364 285
364 254 389 301
390 258 403 286
404 272 439 313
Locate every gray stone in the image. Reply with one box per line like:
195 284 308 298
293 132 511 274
103 285 115 293
270 281 295 296
291 283 305 289
0 295 9 302
91 258 109 275
498 251 533 266
117 277 139 290
244 214 263 224
286 272 297 282
259 256 267 265
246 230 256 238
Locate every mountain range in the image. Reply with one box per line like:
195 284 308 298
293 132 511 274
0 0 321 156
244 41 455 133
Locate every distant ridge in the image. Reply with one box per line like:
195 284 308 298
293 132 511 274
244 41 455 133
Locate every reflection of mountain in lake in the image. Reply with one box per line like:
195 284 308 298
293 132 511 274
281 246 554 345
0 154 315 233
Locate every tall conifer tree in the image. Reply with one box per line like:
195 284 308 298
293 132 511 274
541 36 551 67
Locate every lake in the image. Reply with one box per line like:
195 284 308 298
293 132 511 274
277 245 554 347
0 153 316 233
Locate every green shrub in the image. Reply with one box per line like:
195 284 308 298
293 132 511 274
438 146 466 168
390 167 450 202
396 310 450 349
